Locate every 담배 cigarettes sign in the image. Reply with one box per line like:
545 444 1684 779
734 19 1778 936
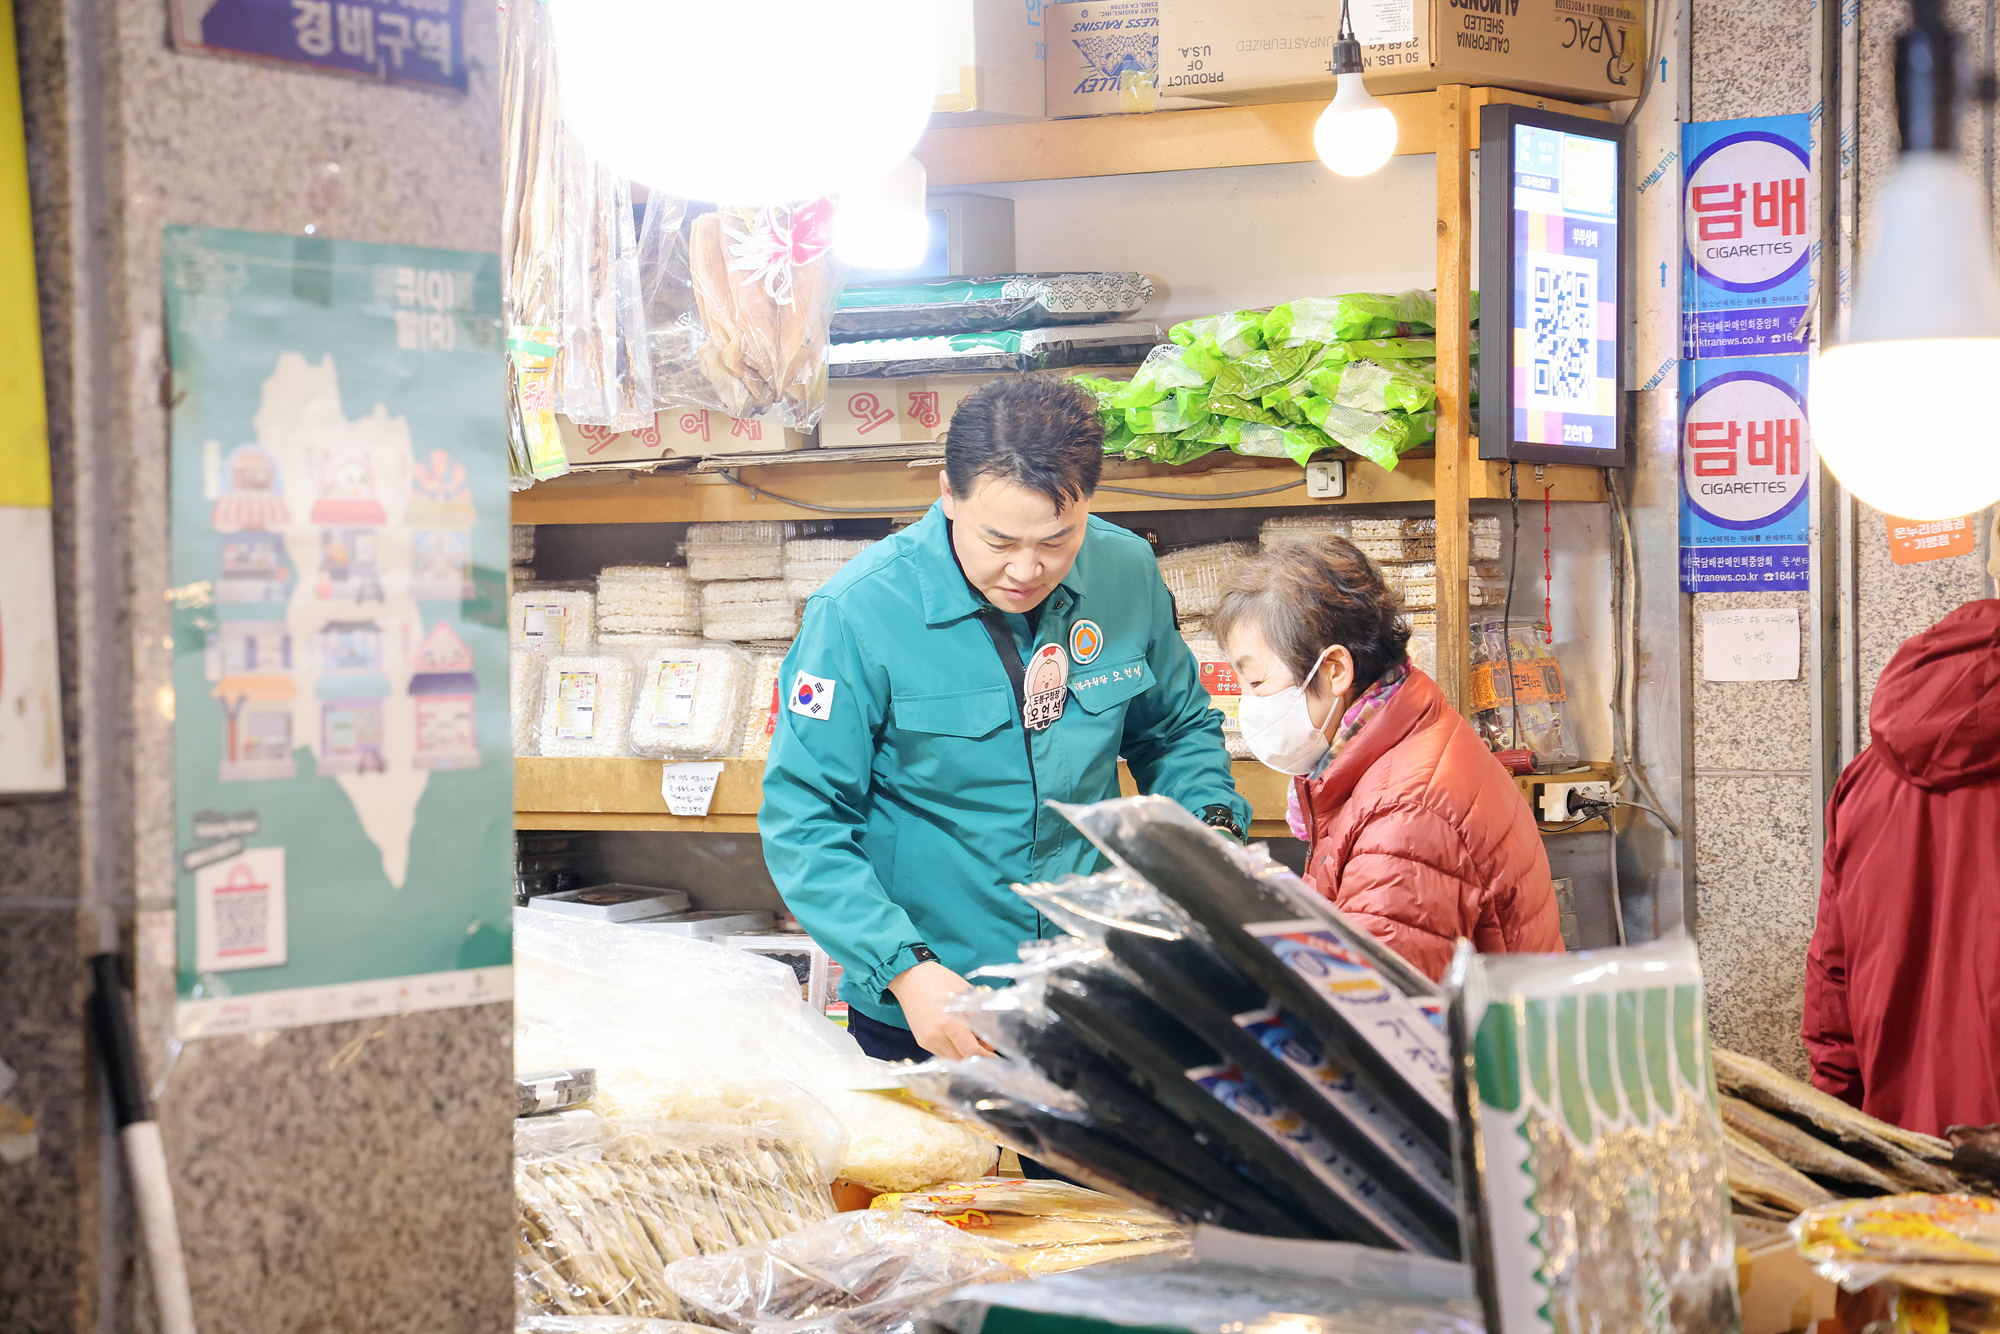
1681 115 1813 359
1678 354 1813 592
1701 608 1801 682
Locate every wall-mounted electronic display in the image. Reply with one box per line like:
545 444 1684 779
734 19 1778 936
1478 105 1628 468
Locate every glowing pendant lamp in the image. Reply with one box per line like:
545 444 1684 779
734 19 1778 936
1313 0 1398 178
1813 0 2000 519
551 0 937 206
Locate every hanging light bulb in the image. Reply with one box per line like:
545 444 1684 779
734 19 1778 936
1812 0 2000 519
1313 0 1398 178
834 156 931 271
552 0 936 206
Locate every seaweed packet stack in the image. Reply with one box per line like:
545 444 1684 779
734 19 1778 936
1448 937 1743 1334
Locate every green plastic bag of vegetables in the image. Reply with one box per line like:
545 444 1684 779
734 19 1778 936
1119 344 1207 409
1311 359 1437 414
1211 344 1321 399
1206 392 1287 427
1263 290 1437 346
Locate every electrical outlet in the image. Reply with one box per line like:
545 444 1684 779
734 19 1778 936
1538 781 1611 822
1305 461 1346 498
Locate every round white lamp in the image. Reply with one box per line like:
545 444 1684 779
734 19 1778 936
834 156 931 271
1812 0 2000 520
551 0 936 206
1313 2 1397 178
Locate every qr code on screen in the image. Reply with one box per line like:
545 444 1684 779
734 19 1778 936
1527 252 1598 412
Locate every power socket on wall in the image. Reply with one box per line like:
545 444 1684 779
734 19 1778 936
1538 781 1611 822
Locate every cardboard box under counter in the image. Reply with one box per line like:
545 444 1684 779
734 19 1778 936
1154 0 1648 106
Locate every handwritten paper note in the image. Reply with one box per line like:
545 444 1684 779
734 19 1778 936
660 762 726 817
1701 608 1801 681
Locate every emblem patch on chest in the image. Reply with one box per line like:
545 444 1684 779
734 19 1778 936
1068 619 1103 665
1023 643 1069 730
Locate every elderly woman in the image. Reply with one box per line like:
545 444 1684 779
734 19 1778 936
1213 535 1560 980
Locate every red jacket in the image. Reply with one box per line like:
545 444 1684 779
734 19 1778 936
1295 667 1563 981
1804 599 2000 1137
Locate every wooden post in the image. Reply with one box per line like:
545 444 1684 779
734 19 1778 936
1433 86 1475 715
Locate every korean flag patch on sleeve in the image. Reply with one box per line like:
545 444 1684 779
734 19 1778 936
789 672 837 721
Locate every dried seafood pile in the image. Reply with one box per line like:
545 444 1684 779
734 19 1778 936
1712 1046 1969 1220
514 1116 834 1320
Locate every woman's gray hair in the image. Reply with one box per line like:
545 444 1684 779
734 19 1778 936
1211 536 1411 691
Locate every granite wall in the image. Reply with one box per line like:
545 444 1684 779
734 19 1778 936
0 0 514 1329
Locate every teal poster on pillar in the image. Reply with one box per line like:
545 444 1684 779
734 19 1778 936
164 225 512 1039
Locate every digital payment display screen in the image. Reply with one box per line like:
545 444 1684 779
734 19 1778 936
1479 106 1627 468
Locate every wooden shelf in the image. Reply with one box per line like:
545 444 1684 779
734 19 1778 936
512 454 1604 525
914 87 1610 187
516 756 1294 838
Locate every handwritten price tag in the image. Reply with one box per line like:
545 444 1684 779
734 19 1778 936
1701 608 1800 682
660 762 725 817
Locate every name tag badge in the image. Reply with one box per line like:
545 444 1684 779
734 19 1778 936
1023 643 1069 731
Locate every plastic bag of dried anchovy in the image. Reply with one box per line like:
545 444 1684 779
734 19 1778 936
1447 936 1742 1334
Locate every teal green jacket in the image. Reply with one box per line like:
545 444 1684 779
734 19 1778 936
759 502 1249 1029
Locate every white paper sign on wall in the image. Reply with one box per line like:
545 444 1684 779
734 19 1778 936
661 762 725 817
1701 608 1801 681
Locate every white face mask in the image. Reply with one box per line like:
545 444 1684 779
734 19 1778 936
1237 646 1337 776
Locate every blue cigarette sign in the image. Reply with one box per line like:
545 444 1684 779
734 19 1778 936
1681 116 1813 358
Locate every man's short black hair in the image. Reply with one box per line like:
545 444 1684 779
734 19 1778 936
944 376 1104 509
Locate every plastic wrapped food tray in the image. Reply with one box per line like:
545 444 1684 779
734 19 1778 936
513 524 537 563
827 323 1161 378
536 650 638 757
781 538 876 602
867 1178 1187 1274
1157 542 1256 620
513 648 547 755
628 642 752 760
831 273 1156 340
702 581 799 643
512 585 597 656
737 651 786 762
597 565 701 637
1259 514 1352 548
685 522 788 582
514 1115 835 1321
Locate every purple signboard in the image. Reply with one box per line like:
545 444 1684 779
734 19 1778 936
171 0 466 93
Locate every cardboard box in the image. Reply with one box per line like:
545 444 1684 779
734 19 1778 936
1155 0 1647 105
820 376 991 449
555 408 812 467
934 0 1048 124
820 366 1136 449
1045 1 1225 117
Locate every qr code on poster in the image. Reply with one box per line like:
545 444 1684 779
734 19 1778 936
1528 252 1598 412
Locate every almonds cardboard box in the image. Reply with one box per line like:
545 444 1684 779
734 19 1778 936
1155 0 1646 105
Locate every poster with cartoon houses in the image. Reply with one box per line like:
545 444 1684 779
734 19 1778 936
165 226 511 1037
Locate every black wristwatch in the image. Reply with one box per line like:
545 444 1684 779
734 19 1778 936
1200 805 1246 841
881 943 942 1004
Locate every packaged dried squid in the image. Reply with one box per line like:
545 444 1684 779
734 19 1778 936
1447 936 1741 1334
514 1116 835 1321
627 642 751 761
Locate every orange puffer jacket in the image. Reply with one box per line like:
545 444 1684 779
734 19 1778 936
1295 666 1562 981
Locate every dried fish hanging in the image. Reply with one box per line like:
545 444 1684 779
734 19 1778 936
688 203 842 429
500 0 566 486
1448 936 1741 1334
553 127 655 433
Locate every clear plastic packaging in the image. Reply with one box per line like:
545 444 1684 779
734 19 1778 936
927 1255 1485 1334
686 205 842 430
1468 617 1580 767
1448 937 1739 1334
597 565 701 637
702 581 799 643
661 1212 1023 1334
513 524 537 564
867 1179 1187 1274
513 648 547 755
831 273 1157 340
1157 542 1257 620
515 1116 834 1320
817 1088 999 1193
536 650 638 757
1259 513 1352 549
1181 629 1252 760
519 1318 713 1334
737 651 787 763
501 0 568 485
627 642 751 760
685 521 789 582
781 538 876 602
513 584 598 656
1402 613 1436 680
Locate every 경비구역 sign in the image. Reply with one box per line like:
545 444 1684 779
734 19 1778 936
170 0 466 93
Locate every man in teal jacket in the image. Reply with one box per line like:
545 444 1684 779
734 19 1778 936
760 377 1249 1063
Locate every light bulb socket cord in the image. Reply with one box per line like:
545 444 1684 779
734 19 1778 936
1332 0 1363 74
1897 0 1960 153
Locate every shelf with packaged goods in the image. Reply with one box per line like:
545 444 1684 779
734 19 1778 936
515 756 1297 839
510 453 1605 525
